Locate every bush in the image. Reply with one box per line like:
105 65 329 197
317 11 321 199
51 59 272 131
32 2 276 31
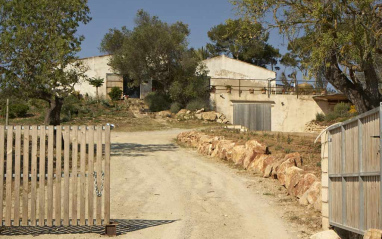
170 102 182 113
61 94 82 120
108 87 123 101
186 98 209 111
334 102 350 117
144 92 171 112
315 112 325 122
9 103 29 118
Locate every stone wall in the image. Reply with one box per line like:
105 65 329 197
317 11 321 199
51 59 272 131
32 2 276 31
177 131 322 211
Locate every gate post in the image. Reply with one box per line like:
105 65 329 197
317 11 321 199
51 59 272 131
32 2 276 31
321 130 330 230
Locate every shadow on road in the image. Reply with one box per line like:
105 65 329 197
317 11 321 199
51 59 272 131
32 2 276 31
0 219 178 236
111 143 178 157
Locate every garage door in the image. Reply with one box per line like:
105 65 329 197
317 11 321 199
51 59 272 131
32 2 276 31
233 103 271 131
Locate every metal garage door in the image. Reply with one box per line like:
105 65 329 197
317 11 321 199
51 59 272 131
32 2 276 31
233 103 271 131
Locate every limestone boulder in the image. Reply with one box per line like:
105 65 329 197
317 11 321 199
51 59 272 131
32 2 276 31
218 140 236 161
232 145 247 165
176 109 187 117
195 108 205 114
310 230 340 239
299 181 322 209
364 229 382 239
285 166 304 194
157 110 172 118
202 112 217 121
195 113 202 120
197 135 214 155
296 173 318 198
242 140 268 169
275 153 303 186
245 140 267 153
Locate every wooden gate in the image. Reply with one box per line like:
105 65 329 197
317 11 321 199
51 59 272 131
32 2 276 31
0 125 111 227
233 103 271 131
327 105 381 234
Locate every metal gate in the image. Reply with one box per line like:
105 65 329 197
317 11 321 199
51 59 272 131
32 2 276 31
233 103 271 131
327 104 381 234
0 125 111 227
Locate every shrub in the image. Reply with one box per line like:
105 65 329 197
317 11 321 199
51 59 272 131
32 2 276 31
334 102 350 117
186 98 209 111
9 103 29 118
144 92 171 112
325 112 339 122
61 94 82 120
170 102 182 113
315 112 325 122
108 87 123 101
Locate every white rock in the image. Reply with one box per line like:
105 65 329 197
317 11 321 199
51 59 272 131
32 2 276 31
310 230 340 239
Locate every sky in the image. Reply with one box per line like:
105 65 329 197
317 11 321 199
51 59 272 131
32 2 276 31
77 0 288 59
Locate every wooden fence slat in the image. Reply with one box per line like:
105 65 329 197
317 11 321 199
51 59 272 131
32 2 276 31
88 126 94 226
63 127 70 226
14 126 21 226
104 125 111 224
0 124 111 228
5 127 13 226
55 126 62 226
96 126 102 225
39 126 46 226
79 126 86 226
22 127 30 226
30 126 38 225
47 126 54 226
0 126 5 224
71 126 78 225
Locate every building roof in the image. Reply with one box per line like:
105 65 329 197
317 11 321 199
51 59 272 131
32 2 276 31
202 55 276 75
77 54 111 61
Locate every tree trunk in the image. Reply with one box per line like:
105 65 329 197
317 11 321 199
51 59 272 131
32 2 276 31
96 87 99 102
326 54 381 113
44 96 64 125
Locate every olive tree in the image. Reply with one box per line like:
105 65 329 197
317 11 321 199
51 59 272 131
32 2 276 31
0 0 91 125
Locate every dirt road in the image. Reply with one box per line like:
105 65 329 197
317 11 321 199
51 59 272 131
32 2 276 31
8 129 298 239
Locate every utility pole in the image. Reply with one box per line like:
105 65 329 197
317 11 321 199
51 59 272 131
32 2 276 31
5 99 9 126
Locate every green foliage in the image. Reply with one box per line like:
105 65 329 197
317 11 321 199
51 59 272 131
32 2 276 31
61 94 82 120
9 104 29 118
108 87 123 102
0 0 91 124
323 103 352 122
315 113 325 122
232 0 381 112
334 102 351 117
100 10 190 90
169 50 210 106
286 135 293 144
87 77 104 88
186 99 209 111
170 102 182 114
144 92 171 112
207 18 280 67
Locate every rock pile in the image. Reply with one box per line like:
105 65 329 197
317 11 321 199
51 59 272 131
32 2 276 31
305 121 326 133
167 109 230 124
177 131 322 211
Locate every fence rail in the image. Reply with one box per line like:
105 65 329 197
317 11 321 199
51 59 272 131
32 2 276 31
0 125 111 227
327 104 382 235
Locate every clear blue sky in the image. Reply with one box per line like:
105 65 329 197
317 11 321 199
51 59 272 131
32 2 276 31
77 0 288 59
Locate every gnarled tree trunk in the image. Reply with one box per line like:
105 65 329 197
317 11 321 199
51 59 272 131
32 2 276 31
44 96 64 125
326 54 381 114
